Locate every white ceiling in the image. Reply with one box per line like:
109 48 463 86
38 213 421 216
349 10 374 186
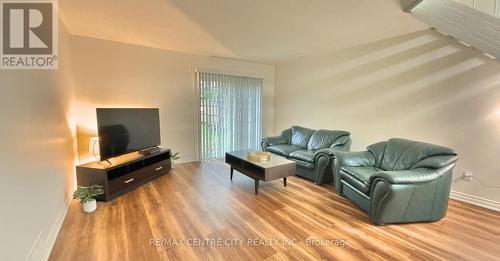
60 0 428 64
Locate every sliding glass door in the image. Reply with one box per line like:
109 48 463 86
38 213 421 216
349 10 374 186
198 72 263 160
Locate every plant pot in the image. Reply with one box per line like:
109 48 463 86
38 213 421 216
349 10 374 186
83 199 97 213
171 161 176 169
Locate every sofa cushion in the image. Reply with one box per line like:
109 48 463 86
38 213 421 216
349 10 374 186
367 141 387 168
307 130 350 150
289 150 316 163
267 144 302 157
290 126 315 148
340 166 382 195
380 138 457 171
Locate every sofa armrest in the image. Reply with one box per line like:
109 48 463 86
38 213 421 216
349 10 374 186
312 148 336 185
333 151 375 194
369 168 439 185
314 148 336 157
261 135 287 151
335 151 375 168
330 135 351 151
369 167 453 225
264 135 287 146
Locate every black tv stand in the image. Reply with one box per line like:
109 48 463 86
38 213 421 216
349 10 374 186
139 146 161 155
76 148 171 201
97 159 112 166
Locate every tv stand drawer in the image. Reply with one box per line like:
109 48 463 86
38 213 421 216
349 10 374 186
108 172 142 195
144 161 170 177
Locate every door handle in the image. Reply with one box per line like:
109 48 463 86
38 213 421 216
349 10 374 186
124 178 134 184
155 166 163 171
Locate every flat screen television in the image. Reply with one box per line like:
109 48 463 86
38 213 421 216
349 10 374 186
96 108 161 160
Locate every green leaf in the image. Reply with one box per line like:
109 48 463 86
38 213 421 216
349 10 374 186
171 152 180 160
73 184 104 204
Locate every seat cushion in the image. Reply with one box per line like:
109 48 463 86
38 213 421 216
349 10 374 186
289 150 316 163
340 166 382 195
307 130 350 150
290 126 316 148
267 144 302 157
292 158 315 169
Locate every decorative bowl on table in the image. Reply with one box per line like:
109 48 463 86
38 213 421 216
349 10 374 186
247 151 271 162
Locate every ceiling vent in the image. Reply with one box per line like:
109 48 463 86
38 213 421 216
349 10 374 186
409 0 500 59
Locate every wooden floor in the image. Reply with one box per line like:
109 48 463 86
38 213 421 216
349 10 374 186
50 161 500 261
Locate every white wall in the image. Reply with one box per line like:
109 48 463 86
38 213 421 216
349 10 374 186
0 22 77 260
275 29 500 203
69 35 275 162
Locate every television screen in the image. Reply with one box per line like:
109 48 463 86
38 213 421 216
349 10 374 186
96 108 161 160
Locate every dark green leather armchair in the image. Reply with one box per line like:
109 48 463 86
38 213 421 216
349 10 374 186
334 138 458 225
262 126 351 185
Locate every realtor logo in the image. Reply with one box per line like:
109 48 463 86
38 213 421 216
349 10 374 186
1 0 58 69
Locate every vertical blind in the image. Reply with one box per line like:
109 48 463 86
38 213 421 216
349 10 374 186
199 72 263 160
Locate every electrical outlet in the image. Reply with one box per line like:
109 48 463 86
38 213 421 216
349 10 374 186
463 171 472 182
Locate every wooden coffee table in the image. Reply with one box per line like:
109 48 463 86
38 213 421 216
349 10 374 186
225 151 296 195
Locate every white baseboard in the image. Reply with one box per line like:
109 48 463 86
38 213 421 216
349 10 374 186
43 192 73 260
450 191 500 212
25 230 44 261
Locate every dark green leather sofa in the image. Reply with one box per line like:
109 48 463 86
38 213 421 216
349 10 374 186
261 126 351 185
334 138 458 225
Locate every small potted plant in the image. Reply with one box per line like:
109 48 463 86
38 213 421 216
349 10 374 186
171 152 180 169
73 185 104 213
